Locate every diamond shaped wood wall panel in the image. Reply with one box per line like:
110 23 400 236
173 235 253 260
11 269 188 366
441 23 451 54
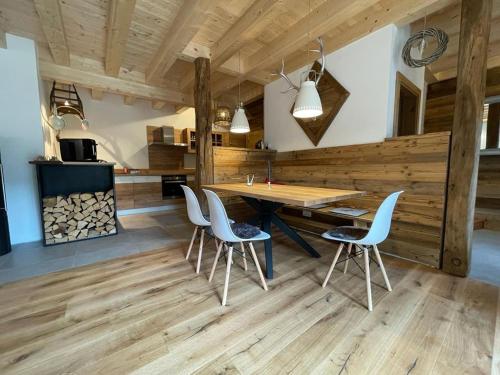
290 61 350 146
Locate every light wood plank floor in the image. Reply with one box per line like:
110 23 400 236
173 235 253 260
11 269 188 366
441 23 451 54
0 225 498 374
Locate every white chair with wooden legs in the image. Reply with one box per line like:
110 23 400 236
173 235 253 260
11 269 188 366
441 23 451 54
321 191 403 311
181 185 238 274
203 189 269 306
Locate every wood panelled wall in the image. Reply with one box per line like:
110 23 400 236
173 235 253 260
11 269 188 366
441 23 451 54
273 133 450 267
477 155 500 209
424 67 500 134
212 133 450 267
476 154 500 230
213 147 275 206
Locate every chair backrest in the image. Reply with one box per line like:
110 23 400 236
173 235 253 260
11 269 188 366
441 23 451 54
181 185 210 227
203 189 240 243
361 191 403 245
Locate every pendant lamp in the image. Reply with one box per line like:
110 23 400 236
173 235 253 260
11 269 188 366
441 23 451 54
293 80 323 118
230 51 250 134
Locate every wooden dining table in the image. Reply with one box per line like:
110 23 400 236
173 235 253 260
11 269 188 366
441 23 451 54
203 183 366 279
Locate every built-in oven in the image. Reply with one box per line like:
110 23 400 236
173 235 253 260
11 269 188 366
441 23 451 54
162 175 187 199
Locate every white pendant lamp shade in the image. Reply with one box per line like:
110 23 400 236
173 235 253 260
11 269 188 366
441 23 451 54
293 80 323 118
230 107 250 133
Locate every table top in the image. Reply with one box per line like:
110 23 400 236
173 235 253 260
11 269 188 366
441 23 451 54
203 183 366 207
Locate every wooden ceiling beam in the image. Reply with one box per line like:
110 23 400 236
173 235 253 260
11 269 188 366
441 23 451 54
178 41 211 62
33 0 70 65
105 0 136 76
425 67 438 83
175 105 191 113
123 96 136 105
145 0 214 84
211 0 277 72
234 0 455 91
0 29 6 49
152 100 167 110
242 0 381 78
39 60 193 106
179 55 269 93
91 89 104 100
433 39 500 80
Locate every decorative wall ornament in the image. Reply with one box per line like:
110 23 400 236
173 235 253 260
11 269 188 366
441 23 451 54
49 82 89 131
290 61 350 146
402 27 449 68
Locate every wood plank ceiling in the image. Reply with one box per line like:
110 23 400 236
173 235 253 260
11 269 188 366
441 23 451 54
411 0 500 81
0 0 457 108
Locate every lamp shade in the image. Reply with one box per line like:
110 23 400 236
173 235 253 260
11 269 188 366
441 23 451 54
49 114 66 131
213 105 231 131
293 80 323 118
230 107 250 133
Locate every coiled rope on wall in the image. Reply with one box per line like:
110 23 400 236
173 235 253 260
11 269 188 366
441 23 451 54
402 27 449 68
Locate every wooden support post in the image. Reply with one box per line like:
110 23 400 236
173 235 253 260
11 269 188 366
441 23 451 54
194 57 213 211
443 0 492 276
486 102 500 149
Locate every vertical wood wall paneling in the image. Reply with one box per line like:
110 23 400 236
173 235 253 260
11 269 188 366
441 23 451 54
442 0 492 276
194 57 214 210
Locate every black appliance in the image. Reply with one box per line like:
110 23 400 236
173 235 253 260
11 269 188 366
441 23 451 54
0 155 12 255
59 138 97 162
162 175 187 199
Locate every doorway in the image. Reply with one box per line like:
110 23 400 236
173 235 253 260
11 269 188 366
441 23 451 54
393 72 421 137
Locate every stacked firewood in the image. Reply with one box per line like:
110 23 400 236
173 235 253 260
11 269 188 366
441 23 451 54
42 190 116 244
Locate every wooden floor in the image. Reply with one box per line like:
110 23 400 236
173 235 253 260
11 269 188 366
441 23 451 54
0 226 498 374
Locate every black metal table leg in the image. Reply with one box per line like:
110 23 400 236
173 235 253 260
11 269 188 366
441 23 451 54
240 196 321 279
271 213 321 258
261 214 273 279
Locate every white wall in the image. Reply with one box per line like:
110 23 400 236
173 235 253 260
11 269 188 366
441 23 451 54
391 25 426 133
264 25 426 152
44 82 196 169
0 35 44 244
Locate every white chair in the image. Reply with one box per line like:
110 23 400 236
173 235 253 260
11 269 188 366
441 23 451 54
203 189 269 306
181 185 241 274
321 191 403 311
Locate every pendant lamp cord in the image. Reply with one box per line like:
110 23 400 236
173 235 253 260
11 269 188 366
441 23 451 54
238 50 241 106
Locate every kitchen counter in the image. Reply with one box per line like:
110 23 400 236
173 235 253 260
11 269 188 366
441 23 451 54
114 168 195 176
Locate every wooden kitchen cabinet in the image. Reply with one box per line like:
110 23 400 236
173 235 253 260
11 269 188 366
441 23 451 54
182 128 226 153
133 182 163 208
115 179 164 209
115 183 134 210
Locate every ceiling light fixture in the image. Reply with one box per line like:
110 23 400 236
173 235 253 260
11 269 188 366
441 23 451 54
277 0 324 119
230 51 250 134
213 105 231 131
49 82 90 131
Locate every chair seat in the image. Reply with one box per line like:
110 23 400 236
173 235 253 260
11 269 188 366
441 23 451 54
206 222 270 242
239 229 270 242
322 226 368 243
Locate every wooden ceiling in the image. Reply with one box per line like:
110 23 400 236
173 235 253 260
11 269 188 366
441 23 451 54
411 0 500 81
0 0 458 108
